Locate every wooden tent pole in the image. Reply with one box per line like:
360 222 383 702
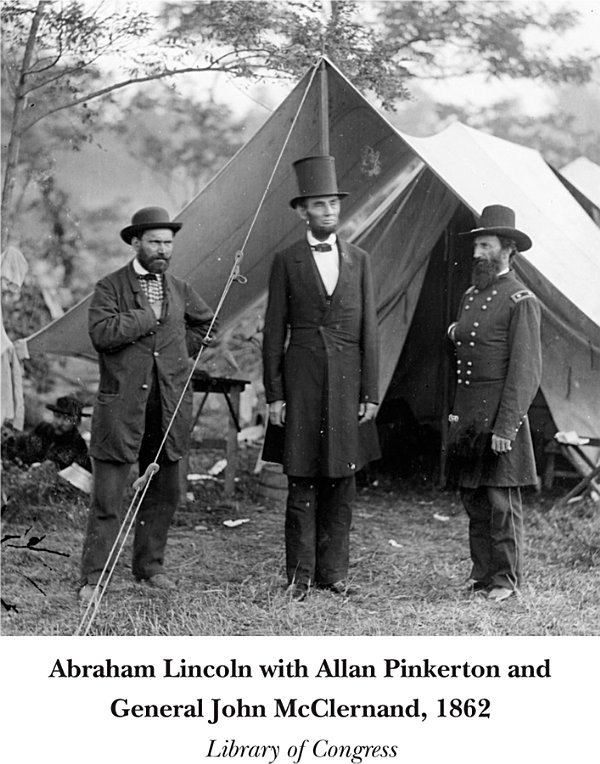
319 59 330 155
439 221 456 487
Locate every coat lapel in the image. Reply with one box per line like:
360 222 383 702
292 240 329 305
329 239 354 310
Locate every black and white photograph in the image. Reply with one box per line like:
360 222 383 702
1 0 599 761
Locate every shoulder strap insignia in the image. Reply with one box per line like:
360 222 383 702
511 289 535 303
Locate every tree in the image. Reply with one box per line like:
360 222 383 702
111 88 246 209
378 0 597 84
3 0 597 253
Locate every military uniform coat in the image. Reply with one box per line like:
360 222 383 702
263 237 380 477
447 269 541 488
88 263 214 463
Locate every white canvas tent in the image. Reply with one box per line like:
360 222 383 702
25 58 600 475
561 157 600 210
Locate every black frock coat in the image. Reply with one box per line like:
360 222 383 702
262 237 380 477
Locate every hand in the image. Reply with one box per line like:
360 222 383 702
358 401 378 423
491 434 513 454
268 400 286 427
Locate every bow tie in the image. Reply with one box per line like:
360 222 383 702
311 243 332 252
138 273 157 281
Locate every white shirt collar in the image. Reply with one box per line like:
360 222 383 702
133 258 152 276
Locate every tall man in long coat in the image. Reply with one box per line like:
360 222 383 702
79 207 214 603
263 156 380 601
447 205 541 603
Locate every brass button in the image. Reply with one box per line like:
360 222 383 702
141 384 149 390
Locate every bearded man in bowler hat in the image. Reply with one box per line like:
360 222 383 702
447 204 541 602
262 156 380 601
79 207 215 603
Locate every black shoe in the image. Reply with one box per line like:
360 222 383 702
317 580 359 596
487 586 516 602
286 583 308 602
144 573 177 591
466 579 489 595
78 583 102 604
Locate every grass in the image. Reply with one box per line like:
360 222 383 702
1 446 599 636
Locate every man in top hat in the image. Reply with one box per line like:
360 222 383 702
4 394 91 471
447 204 541 602
79 206 215 603
262 155 380 601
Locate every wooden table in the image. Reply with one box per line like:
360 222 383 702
184 372 251 498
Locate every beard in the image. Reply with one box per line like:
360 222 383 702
471 259 499 290
310 223 337 239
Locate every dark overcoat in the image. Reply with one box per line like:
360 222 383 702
447 269 541 488
262 237 380 477
88 263 214 463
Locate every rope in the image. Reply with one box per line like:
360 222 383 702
75 59 322 636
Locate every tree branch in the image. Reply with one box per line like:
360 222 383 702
21 64 247 131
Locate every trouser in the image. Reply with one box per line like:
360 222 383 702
285 475 356 586
81 373 180 586
460 486 524 590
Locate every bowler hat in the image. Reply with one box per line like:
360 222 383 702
120 206 182 244
290 155 348 208
459 205 532 252
46 395 90 419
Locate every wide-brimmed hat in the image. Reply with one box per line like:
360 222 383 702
46 395 90 419
459 204 532 252
290 155 349 208
120 206 182 244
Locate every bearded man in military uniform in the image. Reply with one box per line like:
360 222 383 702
447 205 542 603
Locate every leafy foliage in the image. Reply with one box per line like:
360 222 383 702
111 88 246 208
2 281 52 391
379 0 596 84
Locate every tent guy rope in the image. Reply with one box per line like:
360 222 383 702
75 59 322 636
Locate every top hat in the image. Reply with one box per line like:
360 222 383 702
46 395 90 419
459 205 532 252
290 155 348 208
120 207 182 244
